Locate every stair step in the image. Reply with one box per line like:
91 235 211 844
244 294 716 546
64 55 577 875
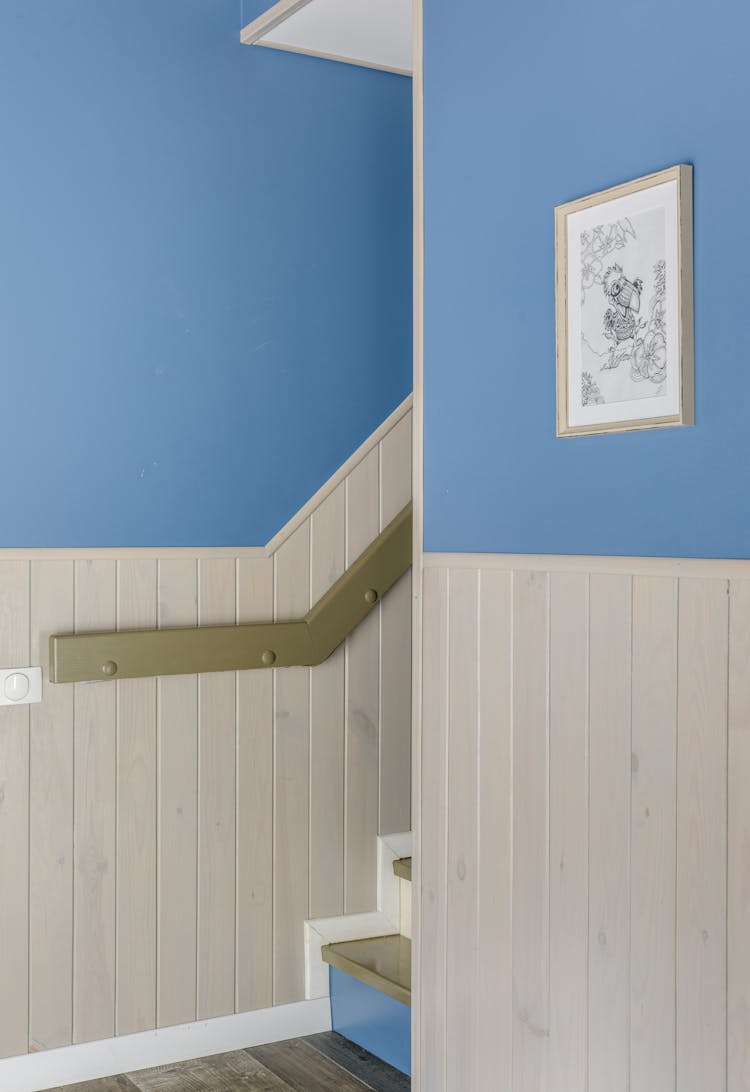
321 934 411 1007
392 856 412 882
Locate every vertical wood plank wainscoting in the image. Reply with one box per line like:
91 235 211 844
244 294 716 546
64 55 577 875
0 407 411 1063
420 553 750 1092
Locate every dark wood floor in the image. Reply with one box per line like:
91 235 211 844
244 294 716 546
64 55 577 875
53 1033 410 1092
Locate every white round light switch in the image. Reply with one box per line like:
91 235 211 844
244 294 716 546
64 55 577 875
4 672 30 702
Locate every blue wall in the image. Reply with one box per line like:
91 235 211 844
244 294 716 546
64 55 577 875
424 0 750 558
0 1 411 546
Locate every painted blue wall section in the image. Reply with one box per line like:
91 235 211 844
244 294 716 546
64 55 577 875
424 0 750 558
329 967 411 1076
0 1 411 546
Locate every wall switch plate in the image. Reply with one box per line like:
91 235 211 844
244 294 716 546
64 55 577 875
0 667 42 706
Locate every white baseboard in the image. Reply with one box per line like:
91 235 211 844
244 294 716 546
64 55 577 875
0 999 331 1092
305 832 412 1000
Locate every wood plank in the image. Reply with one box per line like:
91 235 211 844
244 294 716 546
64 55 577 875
273 522 310 1005
116 559 157 1035
129 1049 291 1091
156 559 198 1028
379 413 412 837
512 570 549 1092
309 485 345 919
29 559 75 1050
379 571 411 839
676 578 729 1092
729 579 750 1091
197 558 236 1019
476 568 512 1091
303 1031 411 1091
345 448 380 913
73 560 117 1044
0 560 30 1059
236 554 275 1013
380 413 412 527
548 572 588 1092
249 1038 371 1092
630 575 678 1092
419 565 448 1090
588 573 631 1091
446 568 478 1088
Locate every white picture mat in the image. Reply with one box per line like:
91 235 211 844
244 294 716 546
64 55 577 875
566 179 680 428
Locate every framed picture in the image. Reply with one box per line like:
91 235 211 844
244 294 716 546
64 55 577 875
555 164 693 437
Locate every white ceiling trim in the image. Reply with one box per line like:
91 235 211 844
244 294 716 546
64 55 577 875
240 0 313 45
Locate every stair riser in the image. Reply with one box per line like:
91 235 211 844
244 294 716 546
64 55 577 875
329 967 411 1076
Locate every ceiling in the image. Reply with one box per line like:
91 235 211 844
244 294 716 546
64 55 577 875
243 0 413 76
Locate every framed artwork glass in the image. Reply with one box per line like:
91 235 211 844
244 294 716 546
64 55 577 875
555 165 693 437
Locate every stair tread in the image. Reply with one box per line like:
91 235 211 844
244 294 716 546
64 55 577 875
392 856 412 881
322 935 411 1007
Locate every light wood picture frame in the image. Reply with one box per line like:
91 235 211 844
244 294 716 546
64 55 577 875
555 164 693 437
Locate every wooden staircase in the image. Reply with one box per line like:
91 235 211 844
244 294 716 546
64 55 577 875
320 854 413 1076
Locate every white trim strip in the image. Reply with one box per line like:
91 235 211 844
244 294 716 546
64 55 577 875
0 546 266 561
240 0 315 45
410 0 424 1083
254 40 412 77
423 550 750 579
265 395 413 556
0 999 330 1092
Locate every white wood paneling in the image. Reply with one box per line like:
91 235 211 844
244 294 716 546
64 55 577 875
420 554 749 1092
0 405 412 1062
476 568 512 1092
676 578 728 1092
729 580 750 1092
419 565 448 1090
197 558 237 1020
380 411 413 837
512 571 550 1092
156 558 199 1030
549 573 588 1092
309 486 346 921
446 569 479 1089
630 575 678 1092
344 448 381 914
588 573 631 1091
73 560 117 1045
116 559 158 1036
0 561 30 1059
29 560 75 1052
273 524 311 1006
236 555 275 1013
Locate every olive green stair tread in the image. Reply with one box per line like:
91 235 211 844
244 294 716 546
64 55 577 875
321 935 411 1007
392 856 411 882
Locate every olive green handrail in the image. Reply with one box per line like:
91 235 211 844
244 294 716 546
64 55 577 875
49 503 412 684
